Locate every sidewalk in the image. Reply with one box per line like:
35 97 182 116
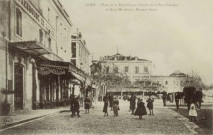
166 100 213 135
0 106 70 130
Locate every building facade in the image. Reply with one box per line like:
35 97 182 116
91 53 152 98
0 0 88 113
71 32 90 75
70 32 91 96
151 70 188 93
98 53 152 82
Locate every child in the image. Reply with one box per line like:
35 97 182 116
134 98 147 119
146 96 154 116
189 101 198 122
84 96 91 114
113 97 119 116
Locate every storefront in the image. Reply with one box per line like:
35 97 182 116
9 40 51 111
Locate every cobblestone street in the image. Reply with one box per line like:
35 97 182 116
0 99 192 135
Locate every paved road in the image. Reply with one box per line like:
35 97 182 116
0 99 191 135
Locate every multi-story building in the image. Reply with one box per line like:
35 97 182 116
151 70 188 93
91 53 152 98
70 32 91 96
71 32 90 75
98 53 152 82
0 0 87 113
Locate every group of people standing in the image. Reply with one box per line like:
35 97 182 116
129 94 154 119
103 94 120 116
103 93 155 120
70 94 92 117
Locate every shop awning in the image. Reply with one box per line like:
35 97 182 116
37 60 71 76
71 71 86 83
9 40 51 56
37 60 87 83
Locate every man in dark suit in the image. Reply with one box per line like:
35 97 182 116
70 94 75 117
73 96 80 117
162 92 167 106
175 92 180 110
129 93 136 114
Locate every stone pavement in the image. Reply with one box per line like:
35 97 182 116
0 99 195 135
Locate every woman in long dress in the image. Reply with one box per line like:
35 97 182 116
134 98 147 119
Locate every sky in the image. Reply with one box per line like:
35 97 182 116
59 0 213 85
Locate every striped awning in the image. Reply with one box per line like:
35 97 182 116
37 60 87 84
37 60 71 76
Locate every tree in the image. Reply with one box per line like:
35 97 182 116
91 61 131 88
181 71 206 89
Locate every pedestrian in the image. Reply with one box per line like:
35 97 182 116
70 94 75 117
84 96 91 114
162 92 167 106
134 98 147 120
175 93 180 110
103 94 109 116
146 95 154 116
189 100 198 122
113 97 119 116
129 93 136 114
73 96 80 117
109 94 114 111
195 88 203 110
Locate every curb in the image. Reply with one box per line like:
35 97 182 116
166 107 199 135
0 110 60 132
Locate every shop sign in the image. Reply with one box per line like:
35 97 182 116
15 0 55 38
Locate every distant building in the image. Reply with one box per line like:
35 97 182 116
91 53 152 98
97 53 152 82
151 70 188 93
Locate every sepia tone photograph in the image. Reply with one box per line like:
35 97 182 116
0 0 213 134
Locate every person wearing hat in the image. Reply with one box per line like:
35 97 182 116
129 93 136 115
134 98 147 119
73 96 80 117
109 94 114 111
70 94 75 117
103 94 109 116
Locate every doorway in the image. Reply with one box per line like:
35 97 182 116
14 64 24 110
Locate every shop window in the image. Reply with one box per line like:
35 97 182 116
16 8 22 37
